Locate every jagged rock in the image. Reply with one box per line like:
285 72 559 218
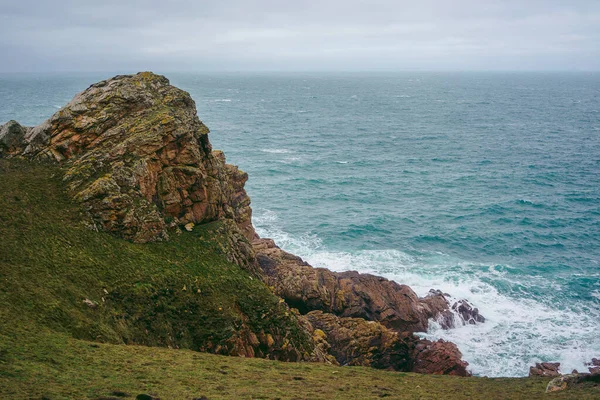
305 310 414 370
254 238 452 333
529 362 561 377
451 299 485 325
0 120 30 157
306 311 471 376
411 338 470 376
11 72 255 243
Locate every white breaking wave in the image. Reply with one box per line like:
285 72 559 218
260 148 294 154
253 209 600 377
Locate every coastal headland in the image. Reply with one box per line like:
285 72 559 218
0 72 597 399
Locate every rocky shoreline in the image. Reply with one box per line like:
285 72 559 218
2 72 489 376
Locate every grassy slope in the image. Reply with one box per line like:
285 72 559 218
0 159 597 399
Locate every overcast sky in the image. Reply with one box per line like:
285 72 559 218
1 0 599 72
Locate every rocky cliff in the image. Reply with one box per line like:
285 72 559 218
0 72 482 376
2 72 254 243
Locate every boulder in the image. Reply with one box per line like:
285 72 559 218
451 299 486 325
411 338 470 376
0 120 30 157
529 362 561 377
546 372 600 393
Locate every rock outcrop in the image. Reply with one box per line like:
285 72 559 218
254 238 472 333
253 238 474 375
546 372 600 393
304 311 470 376
0 120 30 157
451 299 485 326
411 338 470 376
529 362 561 377
305 310 414 371
5 72 254 243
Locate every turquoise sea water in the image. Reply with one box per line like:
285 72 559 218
1 72 599 377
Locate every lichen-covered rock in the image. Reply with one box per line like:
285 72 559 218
305 310 471 376
0 120 30 157
254 238 452 333
306 310 414 370
546 372 600 393
15 72 255 243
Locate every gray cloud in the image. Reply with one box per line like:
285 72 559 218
0 0 598 71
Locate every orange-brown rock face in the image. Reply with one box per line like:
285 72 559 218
254 238 451 333
18 72 255 242
411 339 470 376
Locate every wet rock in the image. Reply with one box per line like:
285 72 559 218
451 299 485 325
411 338 470 376
529 362 561 377
254 238 452 333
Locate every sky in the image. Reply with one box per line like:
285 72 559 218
1 0 599 72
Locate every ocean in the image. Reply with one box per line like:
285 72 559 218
1 71 599 377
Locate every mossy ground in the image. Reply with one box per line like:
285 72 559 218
0 159 598 399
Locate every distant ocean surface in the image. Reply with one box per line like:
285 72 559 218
1 71 599 377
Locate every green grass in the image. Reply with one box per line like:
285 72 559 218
0 158 598 399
